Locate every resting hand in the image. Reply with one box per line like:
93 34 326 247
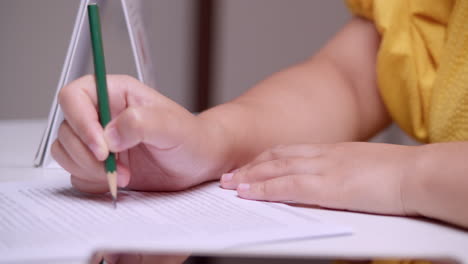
52 75 225 193
221 142 419 215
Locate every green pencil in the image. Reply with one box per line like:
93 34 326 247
88 3 117 208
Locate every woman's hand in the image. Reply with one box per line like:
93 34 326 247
52 75 228 193
221 142 419 216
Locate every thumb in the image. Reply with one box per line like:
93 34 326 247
103 106 193 152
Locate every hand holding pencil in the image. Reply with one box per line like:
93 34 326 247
51 7 230 203
52 74 224 196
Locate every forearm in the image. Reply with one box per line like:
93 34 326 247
200 57 364 169
198 18 389 172
405 142 468 228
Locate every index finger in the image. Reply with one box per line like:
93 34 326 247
235 144 323 175
59 75 134 160
59 75 108 160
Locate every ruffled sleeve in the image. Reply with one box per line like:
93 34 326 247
344 0 468 143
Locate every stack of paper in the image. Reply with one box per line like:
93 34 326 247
0 178 351 262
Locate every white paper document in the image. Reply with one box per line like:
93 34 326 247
0 178 351 262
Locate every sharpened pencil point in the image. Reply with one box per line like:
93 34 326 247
107 171 117 208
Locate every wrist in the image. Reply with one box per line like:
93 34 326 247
400 144 431 217
195 108 240 180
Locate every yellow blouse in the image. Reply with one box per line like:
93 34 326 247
346 0 468 143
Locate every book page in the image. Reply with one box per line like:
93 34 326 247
121 0 157 89
0 178 351 262
35 0 96 168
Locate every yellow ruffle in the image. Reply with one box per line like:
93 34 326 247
345 0 468 143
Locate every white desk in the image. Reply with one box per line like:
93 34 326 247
1 119 468 263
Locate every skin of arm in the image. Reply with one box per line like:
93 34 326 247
198 17 390 172
404 142 468 228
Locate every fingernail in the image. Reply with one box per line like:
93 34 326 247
105 126 121 149
237 183 250 192
221 173 233 182
231 168 240 173
89 142 107 161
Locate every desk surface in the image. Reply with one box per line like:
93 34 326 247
1 119 468 264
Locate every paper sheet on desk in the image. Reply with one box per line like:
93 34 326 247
0 178 351 262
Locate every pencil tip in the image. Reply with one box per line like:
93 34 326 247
107 171 118 209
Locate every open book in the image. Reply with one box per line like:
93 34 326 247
34 0 156 168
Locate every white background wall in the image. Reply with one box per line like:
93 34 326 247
0 0 350 119
213 0 350 103
0 0 194 119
